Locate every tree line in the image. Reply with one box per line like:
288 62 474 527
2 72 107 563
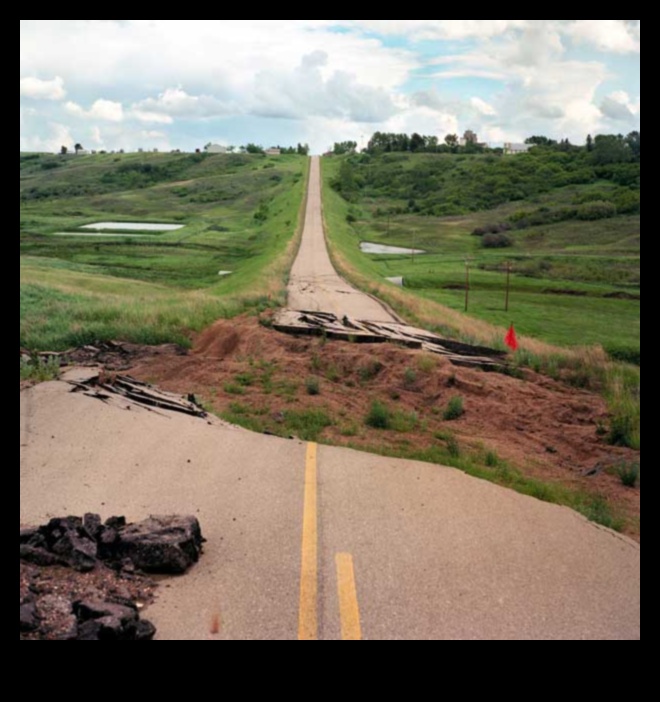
333 131 641 161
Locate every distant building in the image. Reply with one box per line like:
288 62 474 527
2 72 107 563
504 142 532 155
265 148 282 156
205 143 229 154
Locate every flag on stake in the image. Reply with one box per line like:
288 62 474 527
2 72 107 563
505 324 519 352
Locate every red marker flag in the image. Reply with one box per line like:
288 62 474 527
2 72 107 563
505 324 519 351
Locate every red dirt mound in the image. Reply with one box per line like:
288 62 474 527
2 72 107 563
125 316 640 540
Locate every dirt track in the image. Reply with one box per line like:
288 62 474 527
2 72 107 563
287 157 397 321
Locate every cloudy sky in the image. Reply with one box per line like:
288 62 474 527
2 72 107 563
20 20 640 154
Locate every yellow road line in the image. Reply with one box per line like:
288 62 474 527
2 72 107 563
298 442 318 641
336 553 362 641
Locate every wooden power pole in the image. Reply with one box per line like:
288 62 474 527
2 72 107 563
505 261 512 313
465 258 471 312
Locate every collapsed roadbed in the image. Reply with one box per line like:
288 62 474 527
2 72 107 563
273 310 506 370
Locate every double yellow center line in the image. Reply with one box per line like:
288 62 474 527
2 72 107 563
298 442 362 641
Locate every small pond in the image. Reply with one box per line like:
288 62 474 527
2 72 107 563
360 242 426 255
52 232 153 238
81 222 184 232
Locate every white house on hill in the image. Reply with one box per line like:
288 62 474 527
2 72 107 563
504 142 531 155
265 148 281 156
205 144 229 154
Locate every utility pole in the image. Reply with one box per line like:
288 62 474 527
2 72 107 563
411 229 417 265
505 261 512 312
465 258 471 312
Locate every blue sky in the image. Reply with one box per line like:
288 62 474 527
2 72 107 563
20 20 640 154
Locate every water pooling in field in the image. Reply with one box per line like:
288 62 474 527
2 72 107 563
52 232 153 238
360 242 426 255
81 222 185 232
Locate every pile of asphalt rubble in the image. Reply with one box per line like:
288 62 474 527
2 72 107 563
20 514 204 640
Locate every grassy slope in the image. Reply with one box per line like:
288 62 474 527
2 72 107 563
20 152 308 349
322 154 640 355
321 156 640 451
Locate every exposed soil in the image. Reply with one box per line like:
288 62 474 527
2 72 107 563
121 315 640 540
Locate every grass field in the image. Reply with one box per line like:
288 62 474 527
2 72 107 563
322 155 640 359
20 151 308 349
321 155 640 450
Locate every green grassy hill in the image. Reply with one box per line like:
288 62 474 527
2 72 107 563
20 151 308 349
323 148 640 361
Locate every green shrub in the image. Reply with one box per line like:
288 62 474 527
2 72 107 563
235 373 255 387
485 451 500 468
605 345 641 366
444 396 465 421
576 201 617 221
284 409 332 441
616 462 640 488
306 377 321 396
20 356 60 383
482 233 513 249
359 361 384 383
224 383 246 396
446 435 461 458
403 367 417 389
609 412 639 449
366 401 392 430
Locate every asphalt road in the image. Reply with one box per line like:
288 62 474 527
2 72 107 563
287 156 397 321
20 380 640 641
19 159 641 640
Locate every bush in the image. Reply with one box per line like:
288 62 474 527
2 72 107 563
605 345 641 366
403 367 417 389
20 356 60 383
616 462 640 488
576 201 617 221
254 202 270 223
443 396 465 421
482 233 513 249
609 412 639 449
284 409 333 441
366 401 392 430
359 361 384 383
306 377 321 396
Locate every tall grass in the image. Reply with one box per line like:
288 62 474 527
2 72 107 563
20 356 60 382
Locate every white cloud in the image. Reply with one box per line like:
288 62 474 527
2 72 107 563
20 75 66 100
567 20 640 53
20 122 73 153
471 97 497 116
601 90 640 120
140 130 166 139
131 110 174 125
345 20 528 40
252 51 398 122
132 87 235 120
430 23 611 141
18 20 640 151
90 126 104 145
65 99 124 122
